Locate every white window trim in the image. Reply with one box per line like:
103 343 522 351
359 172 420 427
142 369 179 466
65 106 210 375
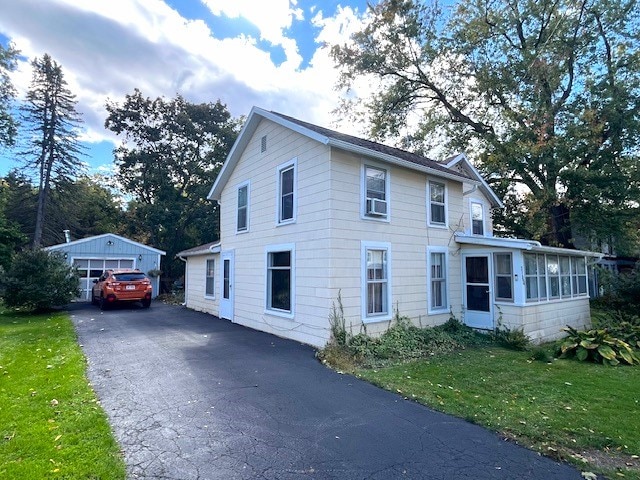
264 243 295 319
469 198 486 236
275 158 297 226
204 257 215 299
493 252 514 303
236 180 250 234
360 161 391 222
523 253 589 303
427 246 449 314
427 180 448 228
361 241 393 323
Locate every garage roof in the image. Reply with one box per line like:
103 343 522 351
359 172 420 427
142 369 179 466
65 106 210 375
45 233 166 255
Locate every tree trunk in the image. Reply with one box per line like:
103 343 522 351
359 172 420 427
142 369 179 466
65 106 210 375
544 203 574 248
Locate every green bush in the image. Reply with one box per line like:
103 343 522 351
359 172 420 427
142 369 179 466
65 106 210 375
558 325 639 366
592 310 640 348
595 262 640 312
0 249 79 311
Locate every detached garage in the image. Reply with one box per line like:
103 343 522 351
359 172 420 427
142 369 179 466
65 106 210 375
46 233 166 301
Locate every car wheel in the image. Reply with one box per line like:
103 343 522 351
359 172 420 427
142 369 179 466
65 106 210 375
141 299 151 308
100 296 110 311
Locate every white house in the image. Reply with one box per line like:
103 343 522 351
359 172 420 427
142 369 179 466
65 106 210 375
177 107 600 348
46 233 166 301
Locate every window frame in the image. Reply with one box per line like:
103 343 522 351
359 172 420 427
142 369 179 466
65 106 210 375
427 246 449 314
361 162 391 222
524 253 589 303
428 180 448 228
265 244 295 318
236 181 250 233
470 199 485 236
205 258 215 298
494 253 513 302
276 158 297 226
361 241 392 322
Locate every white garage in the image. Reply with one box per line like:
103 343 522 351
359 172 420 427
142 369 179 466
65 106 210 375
45 233 166 301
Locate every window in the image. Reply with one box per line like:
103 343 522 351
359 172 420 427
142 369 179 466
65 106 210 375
560 256 571 297
363 165 388 219
494 253 513 301
205 259 215 297
429 181 446 226
471 201 484 235
362 242 391 320
237 183 249 232
572 257 588 296
547 255 560 299
524 254 539 301
428 248 448 312
526 254 588 302
267 249 292 313
277 160 296 224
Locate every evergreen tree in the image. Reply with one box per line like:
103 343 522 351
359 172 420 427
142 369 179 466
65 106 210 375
0 43 19 147
20 54 84 248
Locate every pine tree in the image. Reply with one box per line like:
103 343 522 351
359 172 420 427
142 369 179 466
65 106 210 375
20 54 84 247
0 43 19 147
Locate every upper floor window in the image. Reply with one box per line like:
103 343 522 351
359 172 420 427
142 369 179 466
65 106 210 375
363 165 388 219
277 160 296 224
471 201 484 235
237 182 249 233
428 181 446 226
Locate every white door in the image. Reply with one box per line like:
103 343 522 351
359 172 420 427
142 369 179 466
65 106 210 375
463 255 493 329
219 250 234 320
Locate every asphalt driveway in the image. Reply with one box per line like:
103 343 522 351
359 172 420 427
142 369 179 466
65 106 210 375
69 302 584 480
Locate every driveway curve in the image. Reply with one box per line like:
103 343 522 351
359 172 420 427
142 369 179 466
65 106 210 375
69 302 584 480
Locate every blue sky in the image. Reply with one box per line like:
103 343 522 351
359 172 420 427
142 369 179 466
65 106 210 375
0 0 371 178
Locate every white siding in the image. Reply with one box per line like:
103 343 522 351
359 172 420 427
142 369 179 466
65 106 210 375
184 254 219 315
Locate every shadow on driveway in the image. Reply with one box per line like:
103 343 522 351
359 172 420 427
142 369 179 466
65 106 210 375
68 302 585 480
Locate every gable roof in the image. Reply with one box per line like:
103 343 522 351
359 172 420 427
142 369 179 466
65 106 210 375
444 153 504 208
208 107 483 202
45 233 166 255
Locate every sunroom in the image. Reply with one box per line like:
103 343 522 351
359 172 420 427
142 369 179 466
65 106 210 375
454 234 602 343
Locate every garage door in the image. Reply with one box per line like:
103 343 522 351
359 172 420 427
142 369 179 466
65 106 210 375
73 258 135 301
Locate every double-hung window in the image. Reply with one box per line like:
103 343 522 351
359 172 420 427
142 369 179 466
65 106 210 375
237 182 249 233
205 259 215 297
363 165 388 219
277 160 296 224
494 253 513 301
362 242 391 320
266 246 294 314
429 181 446 226
471 201 484 235
428 248 448 313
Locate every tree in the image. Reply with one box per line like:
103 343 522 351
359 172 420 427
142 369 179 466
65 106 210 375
20 54 84 248
105 90 239 281
332 0 640 251
0 177 26 270
0 249 79 311
0 43 19 147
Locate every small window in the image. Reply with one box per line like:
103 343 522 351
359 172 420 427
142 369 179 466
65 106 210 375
547 255 560 299
471 201 484 235
560 256 572 297
524 254 539 301
277 161 296 224
428 250 448 312
267 250 291 312
573 257 588 296
429 181 446 226
364 165 388 218
494 253 513 301
205 259 215 297
237 183 249 232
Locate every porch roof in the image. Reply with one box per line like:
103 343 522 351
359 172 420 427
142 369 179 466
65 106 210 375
176 242 221 258
454 234 603 258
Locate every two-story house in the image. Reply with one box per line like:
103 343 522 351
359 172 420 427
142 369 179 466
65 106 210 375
177 107 600 348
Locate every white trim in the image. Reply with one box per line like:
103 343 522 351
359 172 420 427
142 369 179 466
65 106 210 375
45 233 166 255
275 158 297 226
236 180 250 234
427 180 448 229
361 241 393 323
469 198 486 236
204 257 215 299
444 153 504 208
455 233 602 257
264 243 295 319
360 160 391 222
427 246 449 314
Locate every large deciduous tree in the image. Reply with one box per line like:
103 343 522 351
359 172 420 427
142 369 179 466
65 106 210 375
105 90 239 281
20 54 84 248
332 0 640 252
0 43 19 147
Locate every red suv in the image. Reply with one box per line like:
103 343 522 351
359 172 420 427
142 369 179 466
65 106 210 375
91 269 152 309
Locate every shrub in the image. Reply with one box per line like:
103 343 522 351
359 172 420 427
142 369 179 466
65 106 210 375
558 326 639 366
592 310 640 348
0 249 79 311
595 262 640 312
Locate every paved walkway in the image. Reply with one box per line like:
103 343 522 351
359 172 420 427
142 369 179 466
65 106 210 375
69 302 584 479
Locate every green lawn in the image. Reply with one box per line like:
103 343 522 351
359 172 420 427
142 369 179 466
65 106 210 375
357 347 640 479
0 309 126 479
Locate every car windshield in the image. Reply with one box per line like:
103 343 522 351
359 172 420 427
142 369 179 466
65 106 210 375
113 273 147 281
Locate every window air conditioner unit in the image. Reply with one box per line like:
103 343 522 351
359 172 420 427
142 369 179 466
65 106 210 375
366 198 387 216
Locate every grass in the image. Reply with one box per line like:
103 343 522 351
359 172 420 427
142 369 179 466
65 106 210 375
0 308 126 479
356 346 640 479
